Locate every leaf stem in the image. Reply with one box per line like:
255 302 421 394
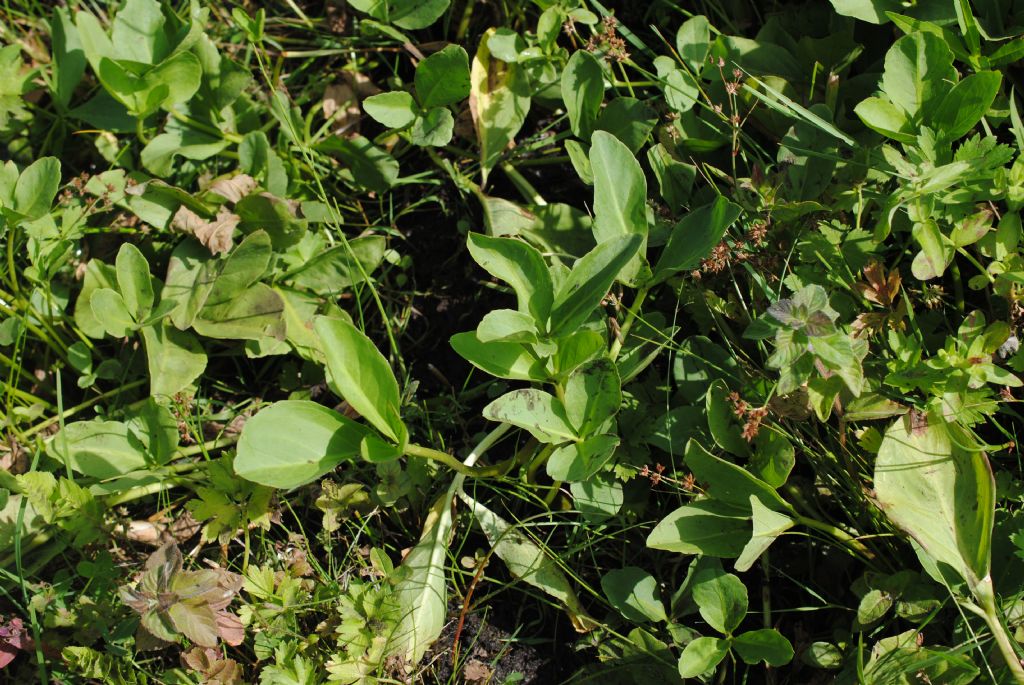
500 162 547 206
793 515 873 560
405 426 513 478
609 287 649 360
973 585 1024 683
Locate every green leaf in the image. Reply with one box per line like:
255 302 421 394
486 28 525 62
13 157 60 221
646 499 750 557
931 71 1001 142
654 197 742 282
662 67 700 114
748 431 795 488
563 359 620 436
856 588 894 627
52 8 87 109
360 433 403 463
91 288 137 337
648 143 696 208
734 495 795 572
363 91 417 128
477 308 538 343
601 567 667 623
590 131 649 286
409 106 454 147
458 491 593 630
234 401 371 488
141 322 206 399
570 472 623 522
875 413 995 591
483 389 576 443
691 567 747 634
466 233 553 324
911 219 953 280
286 235 386 295
143 51 202 111
470 28 531 179
415 44 470 108
546 434 618 482
549 234 643 338
733 629 794 666
802 641 844 669
594 97 657 153
676 15 711 73
115 243 154 320
706 379 750 458
235 194 307 250
51 420 147 479
829 0 904 23
880 32 956 118
140 127 228 177
561 50 604 140
110 0 167 64
685 440 791 513
194 283 285 342
314 317 406 444
450 331 548 381
392 489 454 664
677 636 729 678
125 399 178 466
317 134 399 194
75 260 118 339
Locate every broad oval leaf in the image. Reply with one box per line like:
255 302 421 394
691 567 748 635
115 243 154 320
91 288 137 337
141 322 207 399
646 499 750 557
415 44 470 108
654 196 742 282
13 157 61 220
561 50 604 139
874 413 995 590
733 629 794 667
931 71 1001 142
563 358 621 435
706 379 751 458
467 232 553 324
590 131 649 286
550 234 643 338
363 91 417 128
678 636 730 678
50 420 147 479
601 567 667 623
314 317 406 444
470 28 531 179
483 389 577 443
234 400 371 488
880 32 956 118
684 440 791 513
450 330 548 381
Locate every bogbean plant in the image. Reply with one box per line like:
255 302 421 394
1 0 1024 683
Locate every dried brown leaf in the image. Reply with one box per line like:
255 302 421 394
210 174 257 204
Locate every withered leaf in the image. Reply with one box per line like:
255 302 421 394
172 206 239 256
210 174 257 204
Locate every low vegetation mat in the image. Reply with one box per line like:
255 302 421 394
1 0 1024 683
